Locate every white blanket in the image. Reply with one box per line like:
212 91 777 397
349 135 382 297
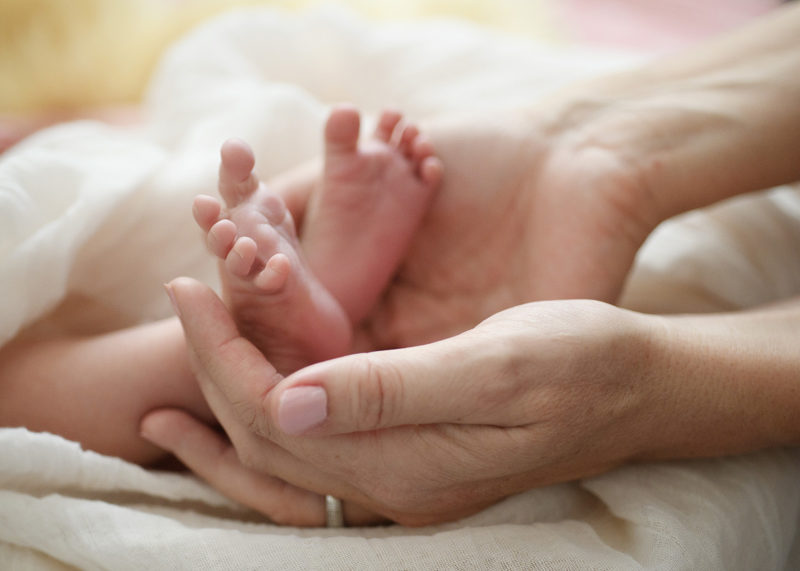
1 7 799 570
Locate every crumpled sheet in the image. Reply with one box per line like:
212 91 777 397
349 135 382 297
1 7 799 570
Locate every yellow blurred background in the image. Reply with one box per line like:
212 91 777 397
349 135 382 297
0 0 556 114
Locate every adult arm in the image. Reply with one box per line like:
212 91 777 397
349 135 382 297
543 1 800 220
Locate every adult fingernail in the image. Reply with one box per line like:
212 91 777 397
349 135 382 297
163 283 181 318
278 386 327 435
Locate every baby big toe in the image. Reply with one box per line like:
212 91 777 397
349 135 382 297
325 105 361 155
219 139 259 207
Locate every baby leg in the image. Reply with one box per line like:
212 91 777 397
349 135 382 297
0 318 211 466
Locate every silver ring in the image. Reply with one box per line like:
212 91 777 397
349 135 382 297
325 495 344 528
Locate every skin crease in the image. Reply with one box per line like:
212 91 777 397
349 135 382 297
137 5 800 527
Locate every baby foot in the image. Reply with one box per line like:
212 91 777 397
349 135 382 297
302 106 442 324
194 139 350 375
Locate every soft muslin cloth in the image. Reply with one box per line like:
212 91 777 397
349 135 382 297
1 8 799 570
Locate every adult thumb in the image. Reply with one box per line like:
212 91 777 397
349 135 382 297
271 329 510 436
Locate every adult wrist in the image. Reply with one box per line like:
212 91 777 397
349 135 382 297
543 4 800 224
604 309 681 464
543 84 726 228
634 306 800 461
539 91 667 235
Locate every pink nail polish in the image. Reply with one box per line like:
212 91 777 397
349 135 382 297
278 386 327 435
163 283 181 318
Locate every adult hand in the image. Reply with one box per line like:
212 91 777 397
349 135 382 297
363 0 800 350
349 109 659 350
142 278 386 527
143 277 663 526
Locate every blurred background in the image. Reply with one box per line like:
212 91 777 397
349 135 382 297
0 0 781 116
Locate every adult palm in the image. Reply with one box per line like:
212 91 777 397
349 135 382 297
359 109 655 351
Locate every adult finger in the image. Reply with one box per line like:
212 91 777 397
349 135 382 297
140 408 327 526
141 409 389 527
164 277 283 441
270 326 524 436
163 279 388 517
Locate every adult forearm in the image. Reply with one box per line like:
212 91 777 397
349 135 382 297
547 3 800 222
640 297 800 461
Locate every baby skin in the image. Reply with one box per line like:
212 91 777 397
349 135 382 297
193 106 442 375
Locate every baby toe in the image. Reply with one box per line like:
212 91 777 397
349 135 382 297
208 219 238 259
397 124 419 158
226 237 258 277
193 194 222 232
374 109 403 143
419 156 444 187
254 253 291 292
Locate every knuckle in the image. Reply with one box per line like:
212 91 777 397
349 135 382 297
223 377 281 442
351 354 403 430
469 345 528 421
235 449 255 470
233 402 260 435
234 443 261 471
